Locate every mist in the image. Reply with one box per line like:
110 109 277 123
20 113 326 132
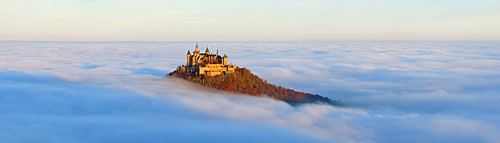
1 41 499 143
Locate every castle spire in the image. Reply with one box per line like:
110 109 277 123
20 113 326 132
195 42 199 52
216 49 218 55
205 46 210 53
187 49 191 55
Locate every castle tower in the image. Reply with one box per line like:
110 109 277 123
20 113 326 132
186 50 191 66
205 47 210 55
194 42 200 54
223 54 228 65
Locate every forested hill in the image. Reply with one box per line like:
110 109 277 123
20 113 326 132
168 67 339 106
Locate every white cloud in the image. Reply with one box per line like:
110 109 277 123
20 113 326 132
0 41 499 143
428 117 500 143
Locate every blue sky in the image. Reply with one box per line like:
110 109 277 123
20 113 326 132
1 0 500 41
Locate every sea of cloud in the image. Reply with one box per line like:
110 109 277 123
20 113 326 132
0 41 499 143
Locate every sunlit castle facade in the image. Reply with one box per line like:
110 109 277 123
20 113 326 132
177 43 237 76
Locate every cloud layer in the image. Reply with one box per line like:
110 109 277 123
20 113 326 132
0 41 499 142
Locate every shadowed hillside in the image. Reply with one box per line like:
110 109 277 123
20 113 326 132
168 67 339 106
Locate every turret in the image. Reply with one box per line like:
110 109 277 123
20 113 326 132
194 42 199 53
205 47 210 54
223 54 228 65
186 50 191 66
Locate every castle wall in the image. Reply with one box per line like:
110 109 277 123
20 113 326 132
198 64 236 76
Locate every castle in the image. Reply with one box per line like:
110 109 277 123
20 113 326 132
177 43 237 76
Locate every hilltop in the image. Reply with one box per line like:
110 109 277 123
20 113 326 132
169 67 339 106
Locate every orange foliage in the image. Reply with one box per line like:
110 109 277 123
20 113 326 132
168 67 336 105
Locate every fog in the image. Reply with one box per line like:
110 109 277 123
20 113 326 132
0 41 499 143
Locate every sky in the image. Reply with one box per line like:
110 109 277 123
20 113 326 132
0 41 499 142
1 0 500 41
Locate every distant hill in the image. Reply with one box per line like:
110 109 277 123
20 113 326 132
168 67 339 106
